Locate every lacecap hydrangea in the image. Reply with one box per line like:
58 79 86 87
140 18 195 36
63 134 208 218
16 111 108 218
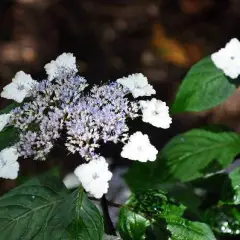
0 53 172 198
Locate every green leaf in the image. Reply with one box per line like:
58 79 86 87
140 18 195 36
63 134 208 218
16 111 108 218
172 56 237 113
160 128 240 182
166 215 216 240
118 190 215 240
192 172 229 208
126 170 202 218
126 128 240 188
126 190 186 219
0 126 19 151
205 205 240 236
117 190 184 239
0 174 104 240
118 207 150 240
125 162 202 215
125 158 174 192
0 174 67 240
228 167 240 204
167 183 202 217
118 190 185 240
0 102 20 114
42 187 104 240
145 220 170 240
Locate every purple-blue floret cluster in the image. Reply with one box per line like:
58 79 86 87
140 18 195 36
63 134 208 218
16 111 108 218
10 75 139 160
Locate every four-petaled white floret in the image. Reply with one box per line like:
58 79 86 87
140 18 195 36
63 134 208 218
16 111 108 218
74 157 112 198
44 53 78 81
121 131 158 162
117 73 156 98
211 38 240 79
1 71 37 103
0 146 19 179
139 98 172 129
0 113 11 131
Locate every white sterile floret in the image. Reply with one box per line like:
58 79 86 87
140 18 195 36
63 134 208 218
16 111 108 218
63 172 80 189
139 98 172 129
121 131 158 162
0 146 19 179
211 38 240 79
0 113 11 131
117 73 156 98
44 53 78 81
1 71 37 103
74 157 112 198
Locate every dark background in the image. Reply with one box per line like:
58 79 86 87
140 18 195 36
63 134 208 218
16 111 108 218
1 0 240 193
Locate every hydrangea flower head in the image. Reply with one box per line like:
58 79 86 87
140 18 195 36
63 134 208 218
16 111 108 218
117 73 156 98
0 146 19 179
44 53 78 81
139 98 172 129
1 71 37 103
74 157 112 198
121 131 158 162
9 77 139 161
0 52 172 196
211 38 240 79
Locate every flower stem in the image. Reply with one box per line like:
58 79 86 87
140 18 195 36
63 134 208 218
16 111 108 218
89 196 122 208
203 169 226 178
100 195 117 236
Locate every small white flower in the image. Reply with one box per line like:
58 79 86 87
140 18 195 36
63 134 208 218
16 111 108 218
117 73 156 98
63 172 80 189
0 146 19 179
74 157 112 198
1 71 37 103
139 98 172 129
0 113 11 131
121 131 158 162
44 53 78 81
211 38 240 79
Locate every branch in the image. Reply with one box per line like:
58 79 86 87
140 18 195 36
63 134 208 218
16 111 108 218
100 195 117 236
89 196 122 208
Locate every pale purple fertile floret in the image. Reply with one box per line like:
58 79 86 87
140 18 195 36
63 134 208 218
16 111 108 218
10 74 139 160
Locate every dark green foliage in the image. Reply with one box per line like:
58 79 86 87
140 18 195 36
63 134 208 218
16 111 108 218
172 57 237 113
0 174 104 240
118 190 216 240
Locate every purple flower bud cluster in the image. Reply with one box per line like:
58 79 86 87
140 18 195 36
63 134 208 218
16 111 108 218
10 75 139 160
65 82 139 160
